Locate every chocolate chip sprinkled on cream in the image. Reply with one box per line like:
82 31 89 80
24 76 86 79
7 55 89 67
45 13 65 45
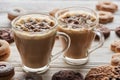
14 16 55 32
58 11 96 29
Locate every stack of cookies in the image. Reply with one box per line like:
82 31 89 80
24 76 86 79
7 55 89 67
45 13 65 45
96 1 118 24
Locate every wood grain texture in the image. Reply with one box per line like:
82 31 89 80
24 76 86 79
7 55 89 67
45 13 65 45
0 0 120 80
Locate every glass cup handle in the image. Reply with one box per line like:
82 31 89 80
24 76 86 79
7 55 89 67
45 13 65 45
89 30 104 54
51 32 71 61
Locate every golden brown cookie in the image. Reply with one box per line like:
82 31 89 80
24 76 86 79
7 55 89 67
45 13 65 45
98 11 114 24
111 53 120 66
85 65 120 80
95 24 110 40
111 40 120 52
52 70 84 80
96 1 118 13
111 40 120 53
8 7 26 21
0 40 10 61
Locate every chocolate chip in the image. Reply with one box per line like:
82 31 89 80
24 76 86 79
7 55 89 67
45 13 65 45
50 22 54 26
67 19 73 23
74 21 79 24
61 13 96 29
16 18 55 32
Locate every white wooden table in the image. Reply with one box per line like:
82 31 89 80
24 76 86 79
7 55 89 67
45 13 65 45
0 0 120 80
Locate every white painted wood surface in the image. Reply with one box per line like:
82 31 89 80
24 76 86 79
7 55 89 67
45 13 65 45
0 0 120 80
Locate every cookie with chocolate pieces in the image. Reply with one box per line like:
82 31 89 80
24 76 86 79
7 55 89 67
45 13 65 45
0 28 14 43
115 26 120 38
52 70 84 80
95 24 110 40
85 65 120 80
111 53 120 66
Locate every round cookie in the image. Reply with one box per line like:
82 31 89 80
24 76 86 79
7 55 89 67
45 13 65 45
115 26 120 38
98 11 114 24
52 70 84 80
110 40 120 53
0 28 14 43
95 24 110 40
13 72 42 80
96 1 118 13
85 65 120 80
111 40 120 52
0 40 10 61
111 53 120 66
8 7 26 21
0 62 14 80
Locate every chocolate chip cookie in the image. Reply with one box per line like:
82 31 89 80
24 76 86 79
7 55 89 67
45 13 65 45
111 53 120 66
85 65 120 80
115 26 120 38
52 70 84 80
0 28 14 43
95 24 110 40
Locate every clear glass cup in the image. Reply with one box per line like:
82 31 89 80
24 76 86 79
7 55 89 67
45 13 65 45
11 14 70 74
55 7 104 65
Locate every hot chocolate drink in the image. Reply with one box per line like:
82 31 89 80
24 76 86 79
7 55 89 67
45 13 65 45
57 11 96 59
56 7 104 65
12 14 56 68
12 14 70 73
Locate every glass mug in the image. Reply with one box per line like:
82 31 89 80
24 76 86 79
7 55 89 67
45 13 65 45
12 14 70 73
55 7 104 65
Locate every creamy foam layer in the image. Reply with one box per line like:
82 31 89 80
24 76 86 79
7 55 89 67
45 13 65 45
15 14 55 25
14 14 55 32
58 11 97 31
13 14 56 39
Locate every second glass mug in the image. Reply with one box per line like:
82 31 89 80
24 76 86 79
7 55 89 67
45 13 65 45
11 14 70 74
55 7 104 65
